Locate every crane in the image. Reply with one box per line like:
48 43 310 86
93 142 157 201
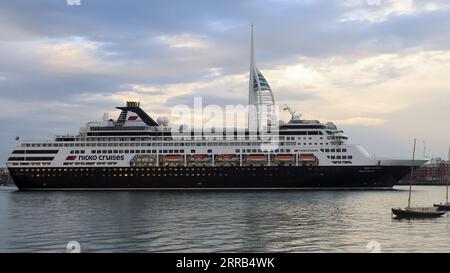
283 104 302 121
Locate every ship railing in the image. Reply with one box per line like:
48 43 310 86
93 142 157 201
87 125 171 132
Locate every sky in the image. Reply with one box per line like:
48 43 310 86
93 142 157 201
1 0 450 164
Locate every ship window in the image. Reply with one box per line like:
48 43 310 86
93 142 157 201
236 149 240 153
336 156 341 159
348 156 353 159
331 149 335 152
331 156 335 159
342 156 347 159
152 150 157 153
191 149 196 153
114 150 118 153
342 149 347 152
208 149 212 153
336 149 341 152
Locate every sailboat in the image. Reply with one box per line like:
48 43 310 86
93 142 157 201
434 147 450 211
392 139 447 218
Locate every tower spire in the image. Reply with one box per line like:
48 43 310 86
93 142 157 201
248 24 256 129
247 25 276 131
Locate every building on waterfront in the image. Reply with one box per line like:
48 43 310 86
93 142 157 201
400 158 449 185
0 167 12 186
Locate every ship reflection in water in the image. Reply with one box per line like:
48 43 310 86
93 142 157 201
0 186 449 253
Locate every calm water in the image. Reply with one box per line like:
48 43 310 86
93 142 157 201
1 186 450 253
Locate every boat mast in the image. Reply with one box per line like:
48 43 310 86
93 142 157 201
408 139 417 208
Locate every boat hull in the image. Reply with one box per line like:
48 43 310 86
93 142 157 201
433 204 450 211
9 165 412 190
392 208 447 218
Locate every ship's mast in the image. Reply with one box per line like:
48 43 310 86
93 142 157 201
408 139 417 208
446 146 449 204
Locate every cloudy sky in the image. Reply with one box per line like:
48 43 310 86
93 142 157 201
1 0 450 164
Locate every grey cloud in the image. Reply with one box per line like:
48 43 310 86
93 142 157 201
1 0 450 163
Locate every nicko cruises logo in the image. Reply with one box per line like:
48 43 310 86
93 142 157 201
66 155 125 161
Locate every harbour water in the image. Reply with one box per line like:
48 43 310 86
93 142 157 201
1 186 450 253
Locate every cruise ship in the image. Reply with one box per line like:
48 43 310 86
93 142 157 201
6 30 427 190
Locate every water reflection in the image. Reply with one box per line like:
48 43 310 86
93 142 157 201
0 186 449 252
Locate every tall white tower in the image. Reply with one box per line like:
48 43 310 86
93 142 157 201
248 25 276 131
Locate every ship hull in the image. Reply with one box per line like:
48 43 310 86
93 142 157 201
9 165 412 190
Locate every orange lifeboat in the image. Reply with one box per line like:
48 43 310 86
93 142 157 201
164 155 183 162
247 155 267 162
299 154 317 162
192 154 210 160
275 155 295 161
217 154 239 161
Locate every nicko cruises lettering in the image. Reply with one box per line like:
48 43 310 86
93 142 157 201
78 155 124 161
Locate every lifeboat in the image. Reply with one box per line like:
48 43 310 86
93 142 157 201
217 154 239 161
275 155 295 161
247 155 267 162
191 154 210 160
299 154 317 162
163 155 183 162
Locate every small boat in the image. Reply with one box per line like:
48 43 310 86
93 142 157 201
392 207 447 218
434 203 450 211
391 139 447 218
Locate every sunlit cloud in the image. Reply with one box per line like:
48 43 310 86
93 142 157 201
156 33 210 49
341 0 450 22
